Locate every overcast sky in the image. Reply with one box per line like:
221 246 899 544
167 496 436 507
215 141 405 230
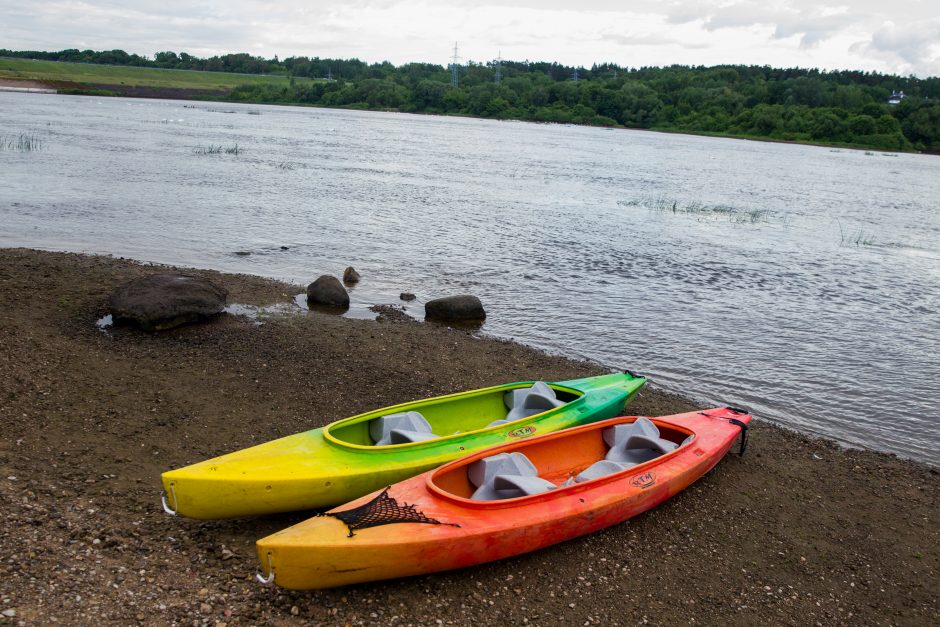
2 0 938 77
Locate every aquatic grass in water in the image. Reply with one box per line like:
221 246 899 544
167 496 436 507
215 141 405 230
0 133 43 151
193 144 241 155
841 229 876 247
835 218 876 247
619 195 775 225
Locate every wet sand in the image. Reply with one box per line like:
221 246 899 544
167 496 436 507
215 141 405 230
0 248 936 625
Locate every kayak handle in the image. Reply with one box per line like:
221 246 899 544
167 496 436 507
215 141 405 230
256 553 275 585
161 487 178 516
623 369 643 379
728 418 749 456
256 570 275 585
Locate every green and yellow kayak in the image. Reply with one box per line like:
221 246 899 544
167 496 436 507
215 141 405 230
161 372 644 519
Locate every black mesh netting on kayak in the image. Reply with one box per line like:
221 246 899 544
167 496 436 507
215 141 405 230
319 487 460 537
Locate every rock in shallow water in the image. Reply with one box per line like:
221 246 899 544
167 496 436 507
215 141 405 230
109 274 228 331
425 295 486 322
343 266 360 284
307 275 349 309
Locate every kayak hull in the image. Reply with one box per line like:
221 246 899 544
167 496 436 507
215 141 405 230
162 372 644 519
256 407 750 589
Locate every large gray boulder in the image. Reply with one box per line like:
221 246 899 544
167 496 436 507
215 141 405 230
109 274 227 331
307 275 349 309
425 295 486 322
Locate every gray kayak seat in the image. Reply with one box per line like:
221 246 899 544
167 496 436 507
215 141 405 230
603 416 661 447
500 381 565 423
370 411 438 446
605 417 678 464
568 420 694 485
565 417 679 482
492 474 557 497
574 459 634 483
469 452 556 500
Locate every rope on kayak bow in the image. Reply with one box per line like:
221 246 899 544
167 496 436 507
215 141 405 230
256 552 275 585
320 487 460 538
161 486 178 516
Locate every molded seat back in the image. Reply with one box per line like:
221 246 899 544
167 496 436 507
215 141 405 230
467 452 537 487
469 452 554 500
574 459 634 483
602 417 660 447
371 411 435 446
503 381 565 422
604 417 678 464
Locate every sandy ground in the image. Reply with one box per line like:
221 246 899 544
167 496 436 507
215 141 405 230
0 79 55 91
0 248 936 626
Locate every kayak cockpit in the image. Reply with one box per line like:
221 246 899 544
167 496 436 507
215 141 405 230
324 382 583 448
429 417 694 501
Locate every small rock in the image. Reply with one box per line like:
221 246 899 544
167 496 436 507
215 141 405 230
290 606 300 616
306 275 349 309
400 292 416 301
200 603 213 614
343 266 360 284
1 609 16 618
280 246 290 250
234 251 251 256
425 295 486 322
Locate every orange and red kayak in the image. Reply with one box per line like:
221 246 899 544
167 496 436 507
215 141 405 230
256 407 750 589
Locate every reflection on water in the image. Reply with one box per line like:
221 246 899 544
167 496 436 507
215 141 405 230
2 93 939 465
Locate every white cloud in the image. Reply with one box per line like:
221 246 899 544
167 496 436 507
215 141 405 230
0 0 937 76
852 19 940 76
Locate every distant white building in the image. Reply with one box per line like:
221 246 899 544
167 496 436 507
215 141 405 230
888 90 906 105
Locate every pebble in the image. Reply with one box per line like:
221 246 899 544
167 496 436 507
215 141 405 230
1 609 16 618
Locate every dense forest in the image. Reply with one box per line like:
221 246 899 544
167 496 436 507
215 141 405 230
4 48 940 151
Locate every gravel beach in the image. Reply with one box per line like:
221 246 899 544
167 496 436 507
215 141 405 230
0 248 936 626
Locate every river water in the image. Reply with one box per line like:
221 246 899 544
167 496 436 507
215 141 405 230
2 92 938 465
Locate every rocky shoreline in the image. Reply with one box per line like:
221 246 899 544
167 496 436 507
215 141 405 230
0 248 936 625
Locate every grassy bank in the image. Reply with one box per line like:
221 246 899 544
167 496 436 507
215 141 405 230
0 57 313 92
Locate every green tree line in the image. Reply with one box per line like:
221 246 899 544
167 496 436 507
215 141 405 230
3 48 939 151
